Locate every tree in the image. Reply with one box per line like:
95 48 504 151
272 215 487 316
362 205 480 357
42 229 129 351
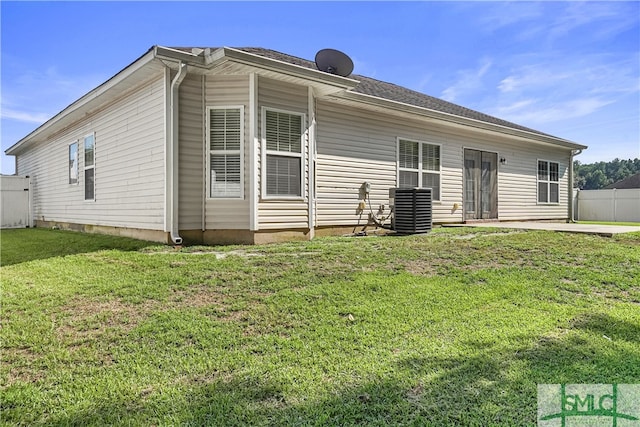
573 158 640 189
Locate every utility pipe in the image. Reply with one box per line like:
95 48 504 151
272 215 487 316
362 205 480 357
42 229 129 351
169 62 187 245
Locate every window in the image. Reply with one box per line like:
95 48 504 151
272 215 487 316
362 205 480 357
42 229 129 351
263 108 304 198
538 160 559 204
397 139 441 201
84 134 95 200
208 107 243 198
69 141 78 185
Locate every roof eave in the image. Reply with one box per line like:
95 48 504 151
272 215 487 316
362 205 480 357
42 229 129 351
217 47 360 90
5 45 360 157
336 91 588 151
154 46 361 90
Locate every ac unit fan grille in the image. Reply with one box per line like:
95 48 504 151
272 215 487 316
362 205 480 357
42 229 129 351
392 188 433 234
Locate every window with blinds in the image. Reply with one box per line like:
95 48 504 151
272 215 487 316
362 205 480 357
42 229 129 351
263 108 304 198
397 138 441 201
209 107 243 198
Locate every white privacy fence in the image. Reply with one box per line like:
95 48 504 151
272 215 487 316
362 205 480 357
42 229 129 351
1 175 32 229
574 188 640 222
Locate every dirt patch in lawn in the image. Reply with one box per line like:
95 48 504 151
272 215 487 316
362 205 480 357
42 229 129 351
4 285 256 386
54 286 236 339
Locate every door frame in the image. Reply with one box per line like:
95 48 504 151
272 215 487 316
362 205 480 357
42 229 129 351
463 147 500 221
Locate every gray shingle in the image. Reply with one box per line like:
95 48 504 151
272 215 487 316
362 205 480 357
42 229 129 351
603 172 640 189
186 47 559 138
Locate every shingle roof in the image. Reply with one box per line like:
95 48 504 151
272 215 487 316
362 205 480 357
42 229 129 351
233 47 557 138
604 172 640 189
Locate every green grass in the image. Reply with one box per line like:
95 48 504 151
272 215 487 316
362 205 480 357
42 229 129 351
1 227 639 426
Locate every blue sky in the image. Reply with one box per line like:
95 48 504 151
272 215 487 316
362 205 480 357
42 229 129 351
1 1 638 174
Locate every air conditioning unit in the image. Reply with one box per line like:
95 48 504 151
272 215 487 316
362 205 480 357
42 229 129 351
389 188 433 234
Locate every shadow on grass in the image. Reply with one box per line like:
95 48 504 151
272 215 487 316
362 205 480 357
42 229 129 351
30 312 640 426
570 312 640 343
0 228 155 266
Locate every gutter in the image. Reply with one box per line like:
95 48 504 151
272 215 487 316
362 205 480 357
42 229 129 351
568 149 583 223
168 61 188 245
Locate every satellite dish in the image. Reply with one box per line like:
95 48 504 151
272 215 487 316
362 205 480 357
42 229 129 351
315 49 354 77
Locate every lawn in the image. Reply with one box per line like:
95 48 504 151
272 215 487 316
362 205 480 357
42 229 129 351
1 227 639 426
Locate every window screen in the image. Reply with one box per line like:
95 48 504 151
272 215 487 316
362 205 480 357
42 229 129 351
209 108 243 198
264 109 303 197
397 139 441 200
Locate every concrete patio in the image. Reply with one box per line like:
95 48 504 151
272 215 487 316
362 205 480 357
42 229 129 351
443 221 640 237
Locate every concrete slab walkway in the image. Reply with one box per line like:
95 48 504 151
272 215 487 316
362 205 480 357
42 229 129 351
443 221 640 237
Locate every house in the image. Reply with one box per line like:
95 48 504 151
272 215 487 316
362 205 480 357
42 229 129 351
5 46 587 244
604 172 640 190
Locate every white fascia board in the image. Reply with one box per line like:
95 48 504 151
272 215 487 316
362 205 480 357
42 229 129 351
156 46 360 94
154 46 207 68
5 48 158 155
337 91 588 151
215 48 360 90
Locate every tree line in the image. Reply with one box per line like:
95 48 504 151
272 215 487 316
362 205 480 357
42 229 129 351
574 158 640 190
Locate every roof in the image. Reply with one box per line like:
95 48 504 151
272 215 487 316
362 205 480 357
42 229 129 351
233 47 561 140
6 45 587 156
603 172 640 189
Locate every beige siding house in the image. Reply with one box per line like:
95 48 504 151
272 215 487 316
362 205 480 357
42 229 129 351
5 46 587 244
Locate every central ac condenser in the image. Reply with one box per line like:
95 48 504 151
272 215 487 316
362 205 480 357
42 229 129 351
390 188 433 234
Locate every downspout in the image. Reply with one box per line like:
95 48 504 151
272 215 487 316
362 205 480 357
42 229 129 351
169 62 188 244
249 73 258 232
201 75 206 233
308 87 316 240
568 149 583 223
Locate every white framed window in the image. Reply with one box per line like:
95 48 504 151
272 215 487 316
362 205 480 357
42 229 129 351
537 160 559 204
397 138 441 201
84 133 95 201
262 107 305 199
69 141 78 185
207 106 244 199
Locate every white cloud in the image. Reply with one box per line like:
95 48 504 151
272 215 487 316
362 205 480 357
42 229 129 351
1 63 105 126
416 74 433 93
548 2 634 41
491 97 614 125
0 108 51 124
486 50 639 127
493 99 536 115
479 2 544 30
498 66 573 94
479 1 637 44
441 58 492 102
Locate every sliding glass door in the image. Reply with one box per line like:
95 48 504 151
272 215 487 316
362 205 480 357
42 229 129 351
464 149 498 220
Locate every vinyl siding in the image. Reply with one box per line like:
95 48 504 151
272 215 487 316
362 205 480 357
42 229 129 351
316 100 570 225
16 74 167 230
257 77 309 230
179 74 204 230
203 75 250 229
